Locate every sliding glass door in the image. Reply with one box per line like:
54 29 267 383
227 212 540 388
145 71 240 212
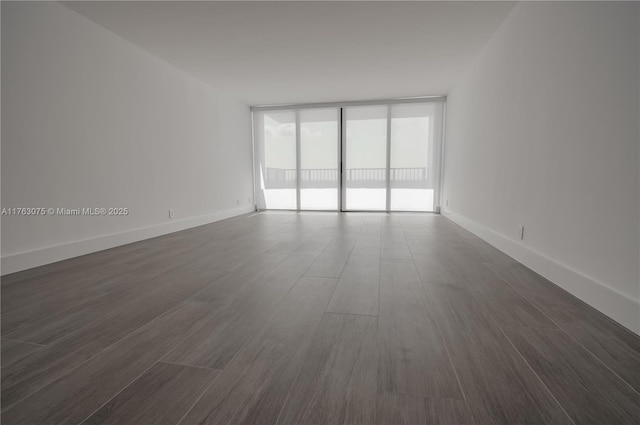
255 110 297 210
390 103 442 212
253 99 444 212
300 108 339 210
343 106 388 211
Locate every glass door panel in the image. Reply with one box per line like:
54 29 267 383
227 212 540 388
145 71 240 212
253 100 444 212
300 108 339 210
343 105 388 211
260 110 297 209
390 103 434 211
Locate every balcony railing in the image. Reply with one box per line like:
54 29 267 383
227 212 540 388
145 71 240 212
264 167 430 189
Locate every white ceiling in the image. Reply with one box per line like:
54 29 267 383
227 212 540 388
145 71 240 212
63 1 515 106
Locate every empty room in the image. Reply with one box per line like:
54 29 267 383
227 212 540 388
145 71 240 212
1 1 639 424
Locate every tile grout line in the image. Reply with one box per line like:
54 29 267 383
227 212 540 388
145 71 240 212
4 240 213 350
77 282 236 424
8 213 638 423
2 226 288 415
441 212 640 390
305 225 357 280
402 223 469 405
77 250 261 425
159 236 305 367
485 262 640 397
324 218 366 310
177 220 345 425
271 307 333 425
273 216 367 424
496 321 577 425
186 238 320 367
174 287 282 425
2 264 182 345
273 218 378 425
484 258 637 338
1 294 195 414
157 360 222 372
174 367 224 425
271 244 355 425
0 337 46 347
79 359 165 425
324 311 379 318
1 244 191 337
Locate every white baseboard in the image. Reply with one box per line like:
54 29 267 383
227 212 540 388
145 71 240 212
1 205 255 276
442 209 640 335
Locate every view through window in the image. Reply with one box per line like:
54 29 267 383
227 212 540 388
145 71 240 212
253 98 444 212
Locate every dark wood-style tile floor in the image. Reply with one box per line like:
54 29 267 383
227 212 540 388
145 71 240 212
1 212 639 424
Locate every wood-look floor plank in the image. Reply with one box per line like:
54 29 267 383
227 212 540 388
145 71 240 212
325 233 362 253
419 265 557 331
0 242 144 286
2 300 218 425
0 237 188 314
423 283 574 424
0 240 150 288
275 312 378 425
325 255 380 316
0 244 197 331
381 228 412 260
305 232 359 278
292 230 335 256
410 246 460 284
0 211 251 288
164 253 320 369
488 261 640 392
505 327 640 424
178 277 337 425
2 265 204 345
82 362 220 425
262 231 319 257
1 231 251 342
1 212 639 425
476 287 558 330
350 222 381 260
189 251 288 305
0 213 265 315
412 247 512 293
304 252 349 278
377 393 475 425
1 338 44 367
2 286 112 335
379 258 424 305
378 259 463 399
1 260 227 410
305 248 350 278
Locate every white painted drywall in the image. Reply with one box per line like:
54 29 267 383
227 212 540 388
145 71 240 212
1 1 254 274
443 1 640 333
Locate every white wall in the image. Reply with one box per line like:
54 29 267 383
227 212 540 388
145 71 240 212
1 1 254 274
443 1 640 333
